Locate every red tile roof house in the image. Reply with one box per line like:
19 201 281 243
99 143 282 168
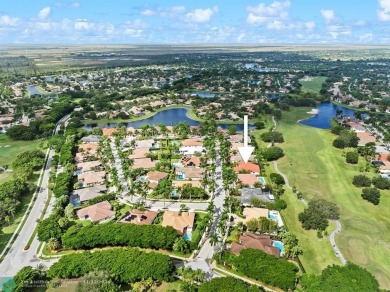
162 211 195 235
132 158 157 169
76 201 115 223
140 171 169 189
230 232 280 258
234 162 260 175
237 173 259 187
102 128 119 138
78 171 106 187
175 167 205 181
356 132 377 146
119 209 158 225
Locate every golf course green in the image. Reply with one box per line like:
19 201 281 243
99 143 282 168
275 107 390 289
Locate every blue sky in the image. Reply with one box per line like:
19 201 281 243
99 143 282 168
0 0 389 44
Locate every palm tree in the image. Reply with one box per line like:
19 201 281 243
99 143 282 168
209 234 219 246
35 263 47 279
47 238 61 252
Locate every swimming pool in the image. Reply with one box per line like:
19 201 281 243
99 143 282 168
183 232 192 241
272 240 285 254
139 175 147 181
269 211 284 227
171 190 177 197
70 195 81 207
258 177 266 184
75 170 81 175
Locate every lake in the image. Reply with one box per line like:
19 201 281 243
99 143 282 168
84 108 253 131
26 86 43 96
299 102 357 129
190 91 216 98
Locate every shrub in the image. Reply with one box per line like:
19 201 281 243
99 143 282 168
61 222 178 250
372 177 390 190
47 248 174 283
270 173 285 185
232 249 298 291
262 146 284 161
260 131 284 143
298 199 339 230
199 277 264 292
346 151 359 164
361 188 380 205
333 138 346 149
352 175 371 188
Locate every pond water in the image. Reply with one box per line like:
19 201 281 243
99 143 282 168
26 85 43 96
84 108 253 132
190 91 216 98
299 102 357 129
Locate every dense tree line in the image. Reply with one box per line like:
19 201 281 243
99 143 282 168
199 277 265 292
301 263 380 292
218 249 298 291
47 248 174 283
6 101 73 140
37 214 67 242
299 199 339 230
61 222 178 250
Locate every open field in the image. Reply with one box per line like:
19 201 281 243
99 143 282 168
276 107 390 289
299 76 327 93
0 134 42 166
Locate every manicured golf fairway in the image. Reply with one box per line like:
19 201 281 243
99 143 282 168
276 107 390 289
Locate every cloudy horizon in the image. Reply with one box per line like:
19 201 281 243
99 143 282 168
0 0 389 44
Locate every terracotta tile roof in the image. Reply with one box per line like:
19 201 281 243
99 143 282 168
78 171 106 185
119 209 158 225
230 232 279 257
129 148 150 159
181 139 203 147
237 174 258 186
76 160 101 173
76 201 115 222
147 171 169 182
180 156 201 167
234 162 260 173
162 211 195 235
356 132 377 145
102 128 119 137
175 167 204 180
243 208 269 223
132 158 156 169
78 143 99 152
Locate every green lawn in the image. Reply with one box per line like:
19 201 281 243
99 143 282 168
0 134 42 166
299 77 327 93
275 107 390 289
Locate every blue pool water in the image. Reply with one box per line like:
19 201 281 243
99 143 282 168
258 177 266 184
272 240 285 254
70 196 81 207
183 232 192 241
140 175 147 181
269 214 278 221
171 190 177 197
299 102 357 129
75 170 81 175
84 108 254 132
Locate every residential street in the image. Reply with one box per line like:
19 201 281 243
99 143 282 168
0 115 70 278
185 143 225 277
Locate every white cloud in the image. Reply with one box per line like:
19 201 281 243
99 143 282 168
74 19 94 30
246 1 290 25
378 0 390 21
142 6 185 17
185 6 218 23
358 33 373 42
0 15 19 26
236 33 246 42
141 9 155 16
71 2 80 9
320 9 335 23
38 7 51 20
305 21 316 30
327 24 351 39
